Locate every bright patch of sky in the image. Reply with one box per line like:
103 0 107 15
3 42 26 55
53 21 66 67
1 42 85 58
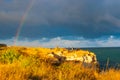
0 36 120 48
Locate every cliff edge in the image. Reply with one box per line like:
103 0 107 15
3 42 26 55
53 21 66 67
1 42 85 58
7 46 98 65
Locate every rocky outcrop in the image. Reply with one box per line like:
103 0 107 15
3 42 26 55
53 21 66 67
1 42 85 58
48 48 98 65
7 46 98 66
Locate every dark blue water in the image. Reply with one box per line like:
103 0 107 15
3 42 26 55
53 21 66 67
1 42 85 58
81 47 120 69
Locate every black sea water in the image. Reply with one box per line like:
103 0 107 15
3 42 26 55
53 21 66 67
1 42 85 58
81 47 120 69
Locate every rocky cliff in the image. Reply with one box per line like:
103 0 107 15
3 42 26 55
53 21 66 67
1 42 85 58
47 47 98 65
2 46 98 66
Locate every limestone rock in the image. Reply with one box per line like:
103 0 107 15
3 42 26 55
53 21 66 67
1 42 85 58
48 48 98 64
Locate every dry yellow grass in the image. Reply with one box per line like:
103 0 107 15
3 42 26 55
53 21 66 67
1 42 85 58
97 69 120 80
0 46 120 80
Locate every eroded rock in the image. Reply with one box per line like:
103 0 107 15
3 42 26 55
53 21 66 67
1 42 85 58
48 49 98 65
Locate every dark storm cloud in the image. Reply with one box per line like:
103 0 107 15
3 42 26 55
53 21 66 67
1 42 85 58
0 0 120 39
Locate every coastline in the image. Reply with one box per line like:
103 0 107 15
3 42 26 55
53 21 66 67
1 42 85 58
0 46 120 80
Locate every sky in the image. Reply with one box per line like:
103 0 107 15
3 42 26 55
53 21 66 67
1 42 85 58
0 0 120 47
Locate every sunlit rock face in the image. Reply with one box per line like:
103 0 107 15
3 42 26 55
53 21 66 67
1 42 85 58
48 48 98 64
65 52 97 64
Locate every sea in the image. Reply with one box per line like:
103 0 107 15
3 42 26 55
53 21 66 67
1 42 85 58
81 47 120 69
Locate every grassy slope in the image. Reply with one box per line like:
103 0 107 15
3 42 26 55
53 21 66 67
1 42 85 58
0 46 120 80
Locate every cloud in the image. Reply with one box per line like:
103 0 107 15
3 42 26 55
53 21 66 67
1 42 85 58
0 0 118 25
1 0 120 39
102 14 120 27
1 36 120 48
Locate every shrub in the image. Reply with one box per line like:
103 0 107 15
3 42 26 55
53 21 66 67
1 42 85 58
0 50 21 64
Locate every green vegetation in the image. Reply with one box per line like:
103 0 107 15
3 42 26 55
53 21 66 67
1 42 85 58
0 50 21 64
0 46 120 80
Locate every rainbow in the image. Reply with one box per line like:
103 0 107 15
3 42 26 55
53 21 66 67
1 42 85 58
14 0 35 45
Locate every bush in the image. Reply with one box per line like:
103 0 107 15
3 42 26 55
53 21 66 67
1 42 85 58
0 50 21 64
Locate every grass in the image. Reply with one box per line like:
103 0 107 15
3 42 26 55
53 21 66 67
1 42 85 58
0 46 120 80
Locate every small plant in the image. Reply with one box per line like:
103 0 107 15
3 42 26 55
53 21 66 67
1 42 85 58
0 50 21 64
